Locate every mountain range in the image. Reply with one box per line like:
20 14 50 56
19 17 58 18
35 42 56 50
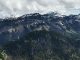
0 12 80 60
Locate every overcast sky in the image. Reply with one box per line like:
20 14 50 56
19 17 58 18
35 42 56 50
0 0 80 18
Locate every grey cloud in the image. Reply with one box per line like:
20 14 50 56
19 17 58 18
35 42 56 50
0 2 12 15
58 0 74 9
0 0 80 18
26 0 49 7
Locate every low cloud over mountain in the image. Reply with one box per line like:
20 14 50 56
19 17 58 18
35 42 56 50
0 0 80 18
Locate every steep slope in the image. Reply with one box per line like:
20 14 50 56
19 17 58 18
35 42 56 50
2 30 80 60
0 13 80 60
0 13 80 45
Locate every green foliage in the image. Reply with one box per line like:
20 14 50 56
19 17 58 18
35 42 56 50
3 30 80 60
0 50 4 60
